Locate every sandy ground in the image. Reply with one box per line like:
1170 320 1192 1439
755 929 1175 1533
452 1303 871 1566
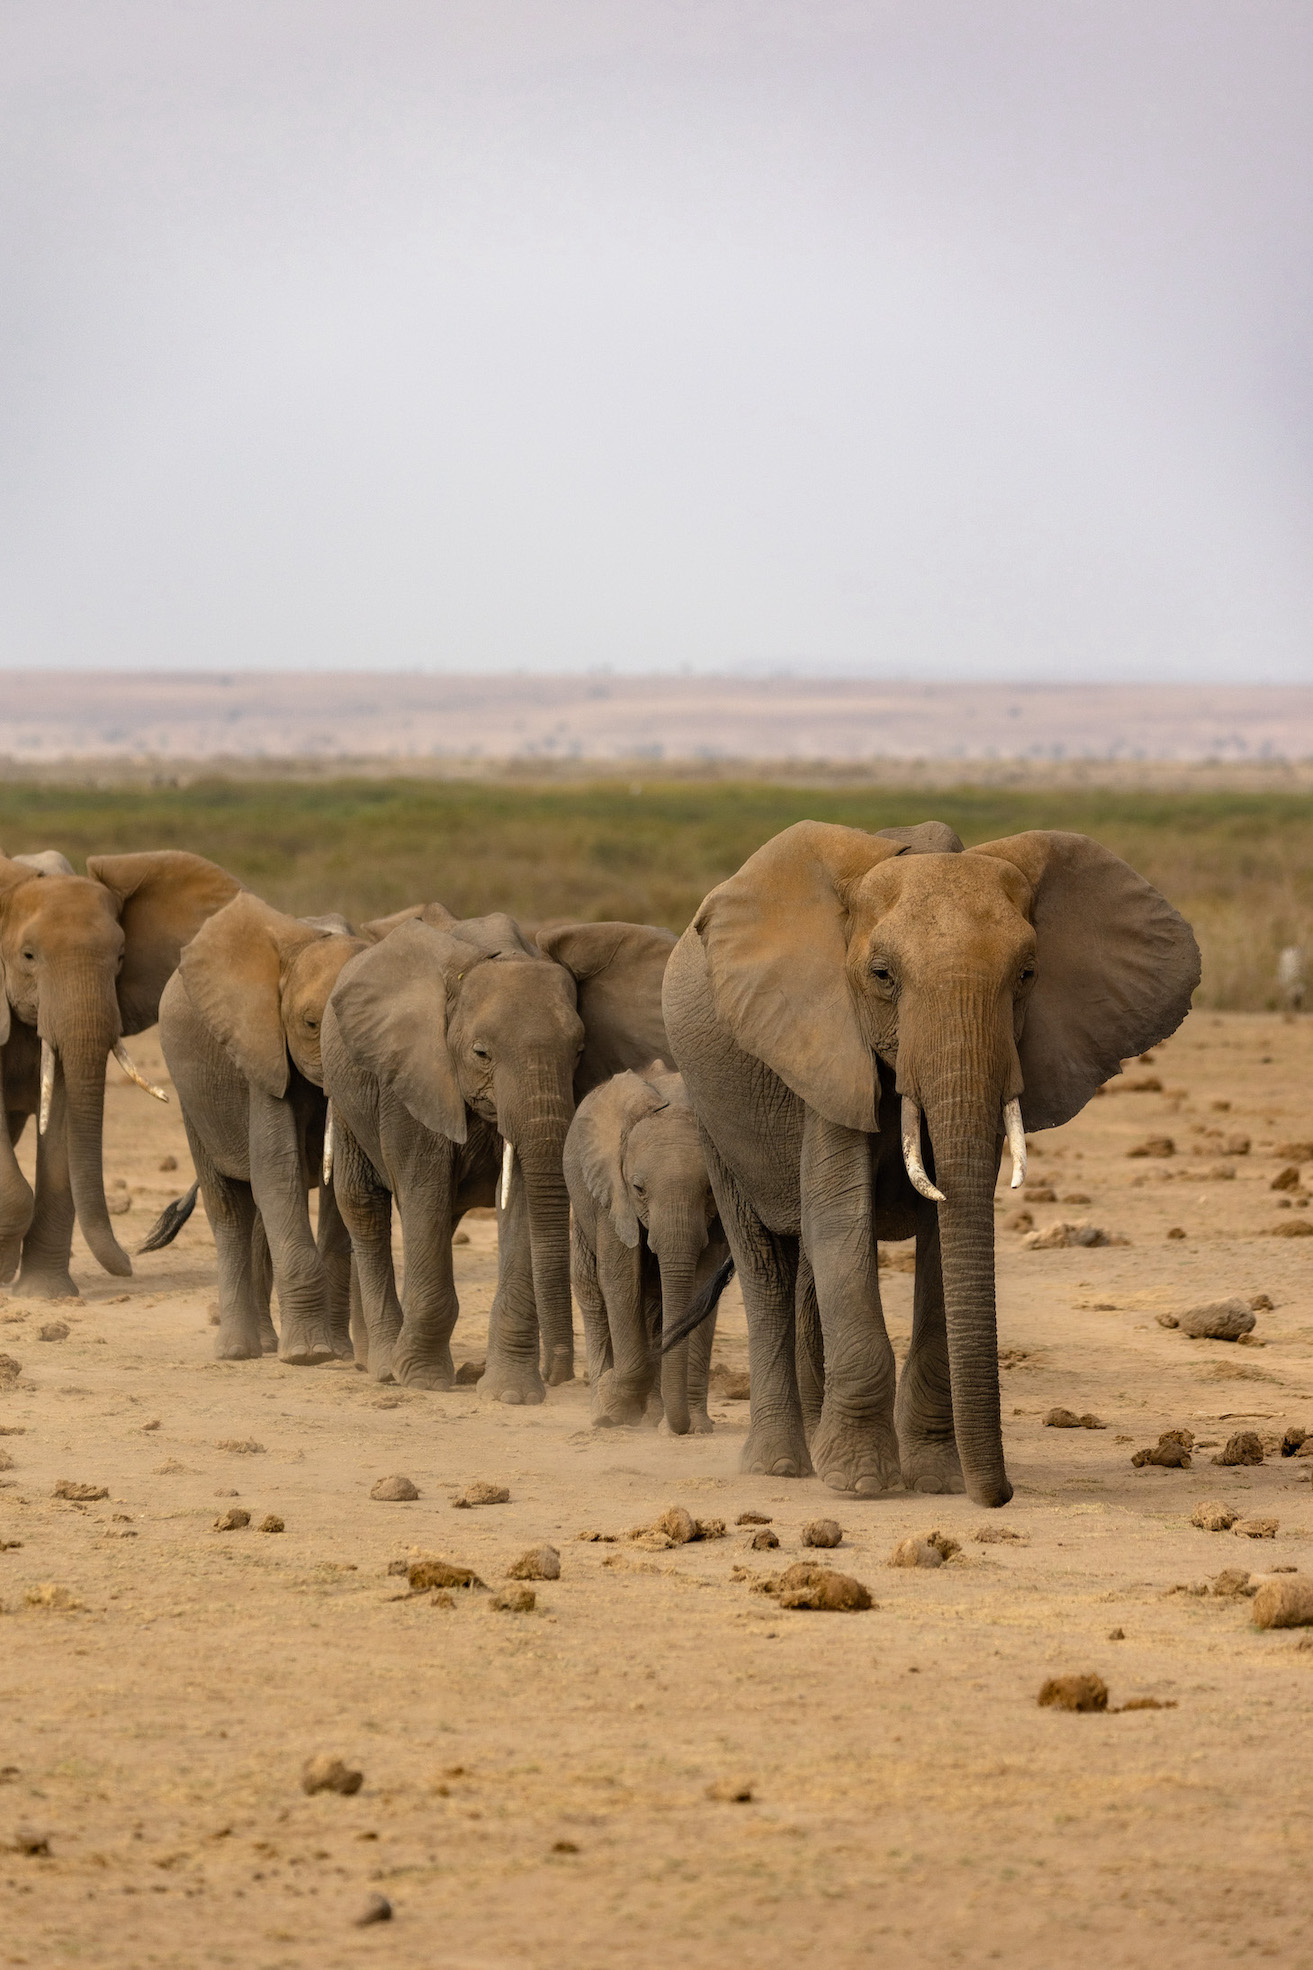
3 1011 1313 1969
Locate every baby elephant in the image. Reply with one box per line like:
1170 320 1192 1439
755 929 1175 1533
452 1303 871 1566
565 1064 728 1433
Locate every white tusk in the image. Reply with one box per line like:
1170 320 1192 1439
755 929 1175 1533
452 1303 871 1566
112 1042 169 1103
322 1103 334 1186
901 1096 945 1204
39 1040 55 1136
498 1137 514 1212
1003 1097 1027 1188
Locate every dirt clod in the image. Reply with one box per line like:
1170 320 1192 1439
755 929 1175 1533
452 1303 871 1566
973 1524 1027 1544
158 1154 178 1171
453 1360 484 1384
747 1527 779 1550
1234 1518 1278 1539
506 1545 560 1580
888 1537 943 1569
1211 1568 1255 1597
259 1515 285 1534
1176 1298 1257 1341
23 1582 84 1611
1213 1432 1264 1466
53 1480 108 1501
9 1825 50 1855
301 1755 363 1796
0 1356 21 1384
736 1511 772 1526
801 1519 843 1548
1118 1697 1177 1711
453 1481 510 1507
1280 1427 1308 1455
490 1583 536 1612
1271 1165 1302 1192
407 1557 485 1592
371 1475 420 1501
706 1779 753 1802
213 1508 251 1531
1023 1219 1120 1249
1038 1673 1108 1712
215 1438 265 1454
353 1892 392 1926
1269 1219 1313 1237
1252 1577 1313 1628
1132 1431 1194 1469
774 1563 872 1611
37 1322 69 1342
1191 1501 1239 1531
1044 1407 1082 1427
1127 1136 1175 1158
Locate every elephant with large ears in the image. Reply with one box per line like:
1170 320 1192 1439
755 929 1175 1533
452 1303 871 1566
0 849 242 1296
566 1064 727 1434
663 820 1200 1508
157 892 364 1364
321 912 675 1396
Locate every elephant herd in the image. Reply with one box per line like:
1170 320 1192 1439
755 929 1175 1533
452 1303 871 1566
0 819 1200 1509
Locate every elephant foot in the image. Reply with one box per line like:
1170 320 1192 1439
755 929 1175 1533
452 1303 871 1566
688 1405 714 1436
478 1350 545 1406
542 1343 575 1387
277 1325 336 1367
214 1326 264 1361
899 1434 967 1495
591 1375 647 1429
0 1235 22 1285
967 1473 1014 1510
741 1415 813 1480
16 1267 78 1300
811 1408 903 1497
391 1341 455 1391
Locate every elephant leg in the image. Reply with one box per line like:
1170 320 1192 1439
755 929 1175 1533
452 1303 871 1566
331 1125 401 1382
17 1077 79 1299
895 1210 965 1495
595 1227 652 1426
247 1090 334 1367
686 1299 716 1434
794 1247 824 1444
194 1160 267 1361
572 1220 616 1424
800 1111 901 1498
316 1180 354 1359
702 1131 810 1479
250 1217 277 1353
0 1106 34 1285
480 1156 546 1407
348 1259 367 1368
390 1187 458 1391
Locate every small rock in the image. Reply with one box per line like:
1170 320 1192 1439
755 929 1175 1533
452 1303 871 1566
38 1322 70 1342
453 1360 484 1384
452 1230 470 1245
353 1892 392 1926
774 1563 872 1611
506 1546 561 1581
9 1825 50 1855
407 1557 485 1591
453 1481 510 1508
1213 1431 1264 1467
1252 1577 1313 1629
371 1475 419 1501
1234 1518 1278 1539
1281 1427 1308 1456
106 1194 132 1216
1038 1673 1108 1712
213 1508 251 1531
1166 1227 1187 1240
159 1155 178 1172
747 1527 779 1550
888 1536 943 1569
1271 1165 1302 1192
1211 1568 1255 1598
801 1519 842 1548
207 1302 220 1325
736 1511 772 1526
706 1779 753 1802
1176 1298 1257 1342
973 1523 1027 1544
301 1755 363 1797
490 1583 536 1612
1156 1313 1180 1328
1127 1137 1175 1159
1044 1408 1082 1428
52 1480 108 1501
1191 1501 1239 1532
259 1515 285 1534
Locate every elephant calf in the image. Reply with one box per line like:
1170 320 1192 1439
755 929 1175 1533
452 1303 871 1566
565 1064 728 1434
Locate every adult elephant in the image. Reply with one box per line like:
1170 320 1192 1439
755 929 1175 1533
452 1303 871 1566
156 892 365 1363
0 849 242 1296
663 820 1199 1508
322 912 675 1396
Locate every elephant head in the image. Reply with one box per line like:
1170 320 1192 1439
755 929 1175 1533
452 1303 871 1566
691 820 1200 1505
535 920 677 1097
178 891 366 1098
571 1063 717 1433
0 848 241 1279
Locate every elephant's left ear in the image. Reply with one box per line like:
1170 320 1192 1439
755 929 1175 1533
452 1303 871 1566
967 832 1201 1129
88 851 245 1035
537 922 677 1098
570 1071 657 1248
180 894 320 1098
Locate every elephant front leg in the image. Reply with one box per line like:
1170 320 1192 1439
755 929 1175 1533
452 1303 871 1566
390 1185 458 1390
194 1161 267 1360
0 1105 34 1286
800 1112 901 1497
250 1217 277 1353
592 1228 651 1427
316 1180 354 1359
18 1075 79 1300
331 1126 402 1381
480 1160 545 1407
895 1211 964 1495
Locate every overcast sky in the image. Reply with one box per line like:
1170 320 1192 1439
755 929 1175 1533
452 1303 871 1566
1 2 1310 679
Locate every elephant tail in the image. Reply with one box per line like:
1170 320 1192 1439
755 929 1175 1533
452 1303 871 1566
660 1255 735 1353
138 1181 200 1254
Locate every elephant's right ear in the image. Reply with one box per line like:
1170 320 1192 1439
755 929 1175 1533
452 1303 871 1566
0 857 26 1046
571 1071 659 1248
327 919 468 1142
88 850 244 1035
179 893 320 1098
538 920 678 1097
693 821 906 1133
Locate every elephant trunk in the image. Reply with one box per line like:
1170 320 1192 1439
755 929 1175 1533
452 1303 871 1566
655 1246 701 1435
46 974 132 1277
899 990 1018 1508
497 1065 576 1384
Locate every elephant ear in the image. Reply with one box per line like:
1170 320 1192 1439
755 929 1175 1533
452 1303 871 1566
691 821 906 1132
967 831 1201 1130
13 849 76 876
327 918 469 1142
358 900 456 941
876 820 964 854
87 850 245 1035
537 921 678 1098
450 912 538 960
571 1070 662 1248
179 893 320 1098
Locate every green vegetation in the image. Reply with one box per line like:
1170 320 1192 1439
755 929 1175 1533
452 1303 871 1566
1 775 1309 1007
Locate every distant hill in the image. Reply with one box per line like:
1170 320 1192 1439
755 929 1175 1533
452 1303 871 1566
2 673 1311 765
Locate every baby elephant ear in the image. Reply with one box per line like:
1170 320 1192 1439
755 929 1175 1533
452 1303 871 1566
693 821 905 1133
538 921 677 1098
570 1071 657 1248
327 918 468 1143
968 831 1201 1130
179 893 320 1098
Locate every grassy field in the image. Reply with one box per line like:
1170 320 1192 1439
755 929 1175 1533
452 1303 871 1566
1 775 1309 1008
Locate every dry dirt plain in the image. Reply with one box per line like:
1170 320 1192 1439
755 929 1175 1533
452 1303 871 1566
3 1012 1313 1970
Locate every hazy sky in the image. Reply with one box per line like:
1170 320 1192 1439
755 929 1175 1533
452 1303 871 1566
2 2 1311 679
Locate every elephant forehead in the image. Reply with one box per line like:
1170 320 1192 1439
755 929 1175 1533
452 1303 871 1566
852 852 1035 933
284 937 362 1017
461 956 581 1026
6 875 123 949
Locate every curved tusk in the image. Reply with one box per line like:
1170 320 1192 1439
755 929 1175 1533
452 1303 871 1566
498 1137 515 1212
1003 1097 1027 1188
901 1096 945 1204
113 1042 169 1103
39 1040 55 1136
322 1103 335 1187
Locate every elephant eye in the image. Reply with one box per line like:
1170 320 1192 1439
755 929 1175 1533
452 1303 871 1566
22 948 35 962
632 1179 646 1195
1020 964 1036 983
472 1043 491 1060
870 959 893 983
305 1015 319 1029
